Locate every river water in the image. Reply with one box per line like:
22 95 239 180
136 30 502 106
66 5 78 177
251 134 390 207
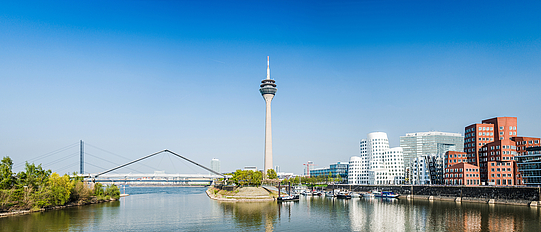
1 187 540 231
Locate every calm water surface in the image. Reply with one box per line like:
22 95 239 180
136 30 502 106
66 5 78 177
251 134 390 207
1 187 540 231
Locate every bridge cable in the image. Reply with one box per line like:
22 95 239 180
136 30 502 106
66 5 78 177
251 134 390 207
94 150 225 178
14 142 78 169
85 152 147 174
85 143 160 171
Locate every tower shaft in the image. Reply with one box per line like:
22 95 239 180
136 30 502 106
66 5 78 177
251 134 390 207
264 94 274 176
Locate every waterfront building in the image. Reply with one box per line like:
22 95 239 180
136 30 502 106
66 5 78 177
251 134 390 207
513 136 541 156
210 158 220 174
410 154 444 185
259 56 277 176
309 161 349 182
444 162 480 186
348 132 405 185
461 116 522 185
400 131 464 169
516 146 541 186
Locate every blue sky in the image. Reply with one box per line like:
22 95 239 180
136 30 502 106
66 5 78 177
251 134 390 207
1 0 540 175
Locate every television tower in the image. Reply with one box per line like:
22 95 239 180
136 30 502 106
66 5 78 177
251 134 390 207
259 56 277 177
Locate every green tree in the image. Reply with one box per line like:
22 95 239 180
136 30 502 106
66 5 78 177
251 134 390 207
0 156 14 189
266 169 277 179
104 184 120 200
230 170 263 186
93 183 105 196
48 173 74 206
17 162 51 190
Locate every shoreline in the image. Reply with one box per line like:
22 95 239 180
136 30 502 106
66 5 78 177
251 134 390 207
206 187 275 202
0 198 119 218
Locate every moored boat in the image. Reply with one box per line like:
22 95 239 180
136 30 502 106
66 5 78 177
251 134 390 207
336 192 352 199
374 191 399 198
277 195 300 202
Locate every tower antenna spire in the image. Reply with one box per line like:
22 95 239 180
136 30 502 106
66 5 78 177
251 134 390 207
267 56 270 80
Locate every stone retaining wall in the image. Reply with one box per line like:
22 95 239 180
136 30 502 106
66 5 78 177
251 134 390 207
327 184 541 203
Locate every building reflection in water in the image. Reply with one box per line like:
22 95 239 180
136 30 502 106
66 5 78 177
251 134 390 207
350 198 406 231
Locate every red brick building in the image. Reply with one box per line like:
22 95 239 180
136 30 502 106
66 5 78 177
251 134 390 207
461 116 523 185
513 136 541 156
443 116 538 186
444 162 480 186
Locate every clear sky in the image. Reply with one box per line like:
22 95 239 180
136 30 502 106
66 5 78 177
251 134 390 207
1 0 540 175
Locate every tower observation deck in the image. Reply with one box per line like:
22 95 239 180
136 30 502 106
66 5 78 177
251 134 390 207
260 56 277 177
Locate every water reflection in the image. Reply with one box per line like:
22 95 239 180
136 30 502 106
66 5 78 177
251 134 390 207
219 201 278 232
1 188 540 232
0 201 120 231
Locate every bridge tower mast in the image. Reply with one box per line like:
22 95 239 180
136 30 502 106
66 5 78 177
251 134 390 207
80 140 84 174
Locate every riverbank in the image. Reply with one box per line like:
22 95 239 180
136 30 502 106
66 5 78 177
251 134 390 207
0 197 119 218
206 186 276 202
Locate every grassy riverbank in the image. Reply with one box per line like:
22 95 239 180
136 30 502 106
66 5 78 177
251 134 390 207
206 186 276 202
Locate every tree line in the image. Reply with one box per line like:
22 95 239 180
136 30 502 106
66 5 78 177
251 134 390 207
226 169 343 187
0 156 120 212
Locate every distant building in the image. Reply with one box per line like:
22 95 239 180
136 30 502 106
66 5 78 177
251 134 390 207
400 131 464 169
309 161 349 182
210 158 220 174
243 166 257 171
516 146 541 186
274 165 280 173
348 132 405 185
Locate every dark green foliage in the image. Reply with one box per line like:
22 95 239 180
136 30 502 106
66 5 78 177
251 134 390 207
104 184 120 199
230 170 263 187
0 157 14 189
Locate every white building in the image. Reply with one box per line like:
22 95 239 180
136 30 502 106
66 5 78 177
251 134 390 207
348 132 405 185
210 158 220 174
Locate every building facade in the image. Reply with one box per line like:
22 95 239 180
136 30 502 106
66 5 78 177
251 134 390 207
400 131 464 168
210 158 220 174
444 163 480 186
310 161 349 183
348 132 405 185
410 154 444 185
516 146 541 186
449 116 524 186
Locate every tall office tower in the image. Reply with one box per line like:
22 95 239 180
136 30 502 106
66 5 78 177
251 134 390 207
400 131 464 168
210 158 220 174
348 132 405 185
259 56 277 176
463 116 520 185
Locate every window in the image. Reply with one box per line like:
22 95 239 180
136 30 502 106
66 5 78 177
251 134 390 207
509 126 513 130
500 127 503 130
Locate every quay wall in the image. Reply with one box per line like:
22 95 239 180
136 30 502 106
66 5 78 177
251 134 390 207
327 184 541 203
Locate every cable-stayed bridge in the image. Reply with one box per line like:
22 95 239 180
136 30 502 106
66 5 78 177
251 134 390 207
14 141 224 186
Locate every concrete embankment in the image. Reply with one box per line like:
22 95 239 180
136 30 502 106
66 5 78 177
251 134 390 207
328 184 541 207
206 186 275 202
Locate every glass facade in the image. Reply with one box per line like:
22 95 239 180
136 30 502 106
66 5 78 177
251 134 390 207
400 132 464 169
310 161 349 182
516 146 541 186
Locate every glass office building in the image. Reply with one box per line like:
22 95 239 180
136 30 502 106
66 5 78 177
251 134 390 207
400 131 464 168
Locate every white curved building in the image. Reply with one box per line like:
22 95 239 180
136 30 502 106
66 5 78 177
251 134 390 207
348 132 405 185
